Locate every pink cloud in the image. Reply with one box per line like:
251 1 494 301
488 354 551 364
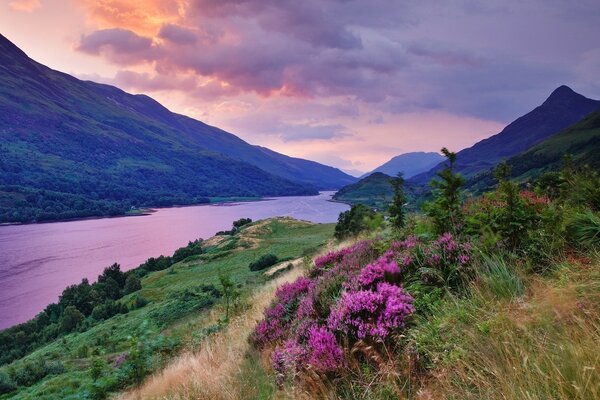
9 0 41 12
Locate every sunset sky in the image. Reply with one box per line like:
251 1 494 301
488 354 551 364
1 0 599 175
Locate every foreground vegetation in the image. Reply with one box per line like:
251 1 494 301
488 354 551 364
240 151 600 399
0 218 334 399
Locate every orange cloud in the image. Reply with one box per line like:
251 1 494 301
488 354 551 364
9 0 42 12
77 0 185 35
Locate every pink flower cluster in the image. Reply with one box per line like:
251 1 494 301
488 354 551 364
252 240 416 380
306 326 344 372
311 240 375 277
328 282 414 339
251 277 312 348
354 251 401 289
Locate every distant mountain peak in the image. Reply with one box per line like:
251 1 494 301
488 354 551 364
542 85 591 108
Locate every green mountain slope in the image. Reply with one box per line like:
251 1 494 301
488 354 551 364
410 86 600 184
0 34 355 223
466 108 600 192
333 172 394 210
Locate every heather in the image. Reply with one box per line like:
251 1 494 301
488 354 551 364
250 230 474 386
247 152 600 399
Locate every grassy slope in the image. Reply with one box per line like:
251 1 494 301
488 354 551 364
0 218 334 400
112 234 600 400
411 254 600 400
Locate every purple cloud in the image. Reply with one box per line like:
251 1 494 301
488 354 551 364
158 24 198 45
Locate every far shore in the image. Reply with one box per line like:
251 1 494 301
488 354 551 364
0 192 340 227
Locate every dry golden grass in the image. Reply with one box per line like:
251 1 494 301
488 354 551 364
118 268 305 400
425 258 600 400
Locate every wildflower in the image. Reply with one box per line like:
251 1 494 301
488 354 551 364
307 326 344 372
328 282 414 340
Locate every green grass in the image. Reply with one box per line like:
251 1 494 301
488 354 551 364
0 218 334 399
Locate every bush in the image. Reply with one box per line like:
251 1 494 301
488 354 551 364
60 305 84 333
334 204 376 239
172 239 204 263
0 370 16 394
249 254 278 271
134 295 149 309
124 274 142 294
9 359 49 386
233 217 252 229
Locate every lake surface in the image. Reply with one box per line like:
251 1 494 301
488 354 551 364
0 192 348 329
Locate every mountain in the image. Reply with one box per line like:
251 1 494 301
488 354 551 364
333 173 394 210
364 152 444 179
0 34 355 223
410 86 600 184
333 172 420 211
466 107 600 192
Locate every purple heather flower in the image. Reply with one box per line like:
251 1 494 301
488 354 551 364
306 326 344 372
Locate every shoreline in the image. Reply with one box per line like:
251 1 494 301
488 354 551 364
0 192 342 227
0 197 271 227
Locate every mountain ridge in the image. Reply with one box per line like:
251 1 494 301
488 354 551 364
410 85 600 184
364 151 444 179
0 33 355 223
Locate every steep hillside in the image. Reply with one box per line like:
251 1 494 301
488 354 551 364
466 107 600 192
0 34 355 223
411 86 600 184
365 152 444 179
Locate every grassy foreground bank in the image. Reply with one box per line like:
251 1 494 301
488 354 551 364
0 218 334 399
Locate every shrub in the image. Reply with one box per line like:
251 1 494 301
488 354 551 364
327 282 414 339
0 370 16 394
60 305 84 333
9 359 49 386
124 274 142 294
134 295 149 309
424 148 465 235
172 239 204 263
233 217 252 229
335 204 376 239
249 254 278 271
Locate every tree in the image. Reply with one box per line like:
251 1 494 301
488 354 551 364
233 218 252 229
89 357 106 381
334 204 376 239
60 306 84 333
424 148 465 235
98 263 126 288
123 274 142 294
219 274 240 322
388 172 406 230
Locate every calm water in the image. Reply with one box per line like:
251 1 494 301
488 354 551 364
0 192 348 329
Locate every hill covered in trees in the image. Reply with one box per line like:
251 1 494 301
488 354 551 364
0 34 355 223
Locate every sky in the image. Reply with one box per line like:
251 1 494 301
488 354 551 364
1 0 599 175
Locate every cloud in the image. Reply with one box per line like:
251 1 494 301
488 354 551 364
64 0 600 169
77 28 156 65
9 0 41 12
158 24 197 45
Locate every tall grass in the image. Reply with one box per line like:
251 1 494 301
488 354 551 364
567 211 600 249
418 258 600 400
118 269 305 400
479 254 524 299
